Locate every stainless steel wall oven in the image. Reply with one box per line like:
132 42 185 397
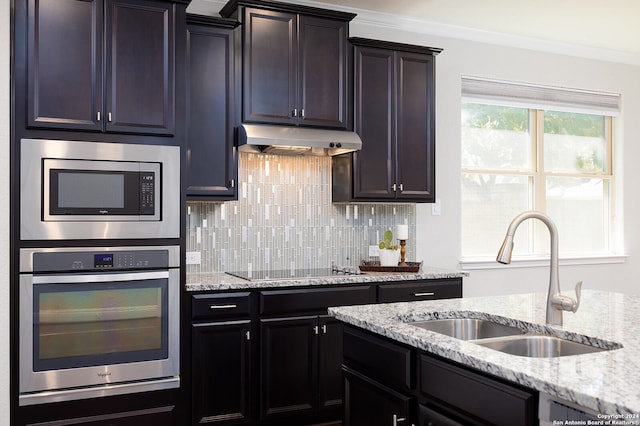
18 245 180 406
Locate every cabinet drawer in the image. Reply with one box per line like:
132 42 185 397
343 326 413 391
259 285 370 315
419 355 537 426
192 292 251 320
377 279 462 303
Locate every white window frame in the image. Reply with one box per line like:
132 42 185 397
459 77 624 270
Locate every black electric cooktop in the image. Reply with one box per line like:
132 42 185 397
226 267 363 281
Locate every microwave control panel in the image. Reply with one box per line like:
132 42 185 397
140 171 156 214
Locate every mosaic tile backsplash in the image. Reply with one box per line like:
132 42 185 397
186 152 416 274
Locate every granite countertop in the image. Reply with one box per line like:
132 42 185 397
185 266 468 291
328 290 640 415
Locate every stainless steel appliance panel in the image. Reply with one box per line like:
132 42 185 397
19 246 180 406
20 138 180 240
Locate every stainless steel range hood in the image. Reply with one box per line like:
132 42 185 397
237 124 362 156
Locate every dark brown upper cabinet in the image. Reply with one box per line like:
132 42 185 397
26 0 176 136
185 15 239 200
332 38 442 203
220 0 354 129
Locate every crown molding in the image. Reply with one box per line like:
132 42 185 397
194 0 640 66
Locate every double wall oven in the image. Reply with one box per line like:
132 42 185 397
18 139 181 406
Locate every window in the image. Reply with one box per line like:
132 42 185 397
460 77 619 260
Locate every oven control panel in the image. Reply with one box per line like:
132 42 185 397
30 248 172 272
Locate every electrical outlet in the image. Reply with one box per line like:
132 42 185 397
186 251 201 265
368 245 379 257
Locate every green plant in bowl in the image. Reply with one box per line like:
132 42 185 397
379 229 398 250
378 229 400 266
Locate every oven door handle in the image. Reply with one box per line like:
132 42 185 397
31 270 170 284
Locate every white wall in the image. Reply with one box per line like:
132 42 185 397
348 24 640 297
1 0 10 423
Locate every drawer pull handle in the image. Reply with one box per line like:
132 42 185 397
393 414 406 425
209 304 237 310
413 292 435 297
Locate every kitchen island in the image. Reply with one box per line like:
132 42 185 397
329 290 640 420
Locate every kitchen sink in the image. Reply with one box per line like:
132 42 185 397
410 318 525 340
410 317 620 358
474 335 608 358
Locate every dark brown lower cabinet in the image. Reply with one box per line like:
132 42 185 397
24 407 175 426
418 404 464 426
260 316 318 420
343 367 412 426
20 398 177 426
419 355 538 426
318 316 345 411
192 320 252 424
342 325 538 426
260 315 343 423
187 279 462 425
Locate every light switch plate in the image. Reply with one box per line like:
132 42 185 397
368 245 379 257
186 251 201 265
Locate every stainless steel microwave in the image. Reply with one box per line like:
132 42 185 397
20 138 180 240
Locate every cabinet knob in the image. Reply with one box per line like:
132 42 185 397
413 292 435 297
292 108 298 117
399 183 404 192
108 112 112 122
392 183 397 191
97 111 101 122
322 324 327 334
313 325 319 335
300 108 305 118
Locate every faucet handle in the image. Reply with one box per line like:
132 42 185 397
552 281 583 313
572 281 583 313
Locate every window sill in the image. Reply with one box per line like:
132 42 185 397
459 254 628 270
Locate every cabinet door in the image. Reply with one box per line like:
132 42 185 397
105 0 174 135
343 367 412 426
27 0 103 131
419 354 537 426
318 316 343 410
298 16 348 129
186 23 237 199
352 46 395 199
419 404 465 426
192 320 252 425
396 51 436 201
260 316 318 421
243 8 297 125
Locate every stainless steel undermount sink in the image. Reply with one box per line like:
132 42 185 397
474 335 608 357
410 318 525 340
409 318 620 358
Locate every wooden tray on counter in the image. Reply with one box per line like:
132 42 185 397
359 261 423 273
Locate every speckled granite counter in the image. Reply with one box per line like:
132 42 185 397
328 290 640 415
185 267 468 291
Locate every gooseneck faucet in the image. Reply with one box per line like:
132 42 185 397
496 211 582 326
